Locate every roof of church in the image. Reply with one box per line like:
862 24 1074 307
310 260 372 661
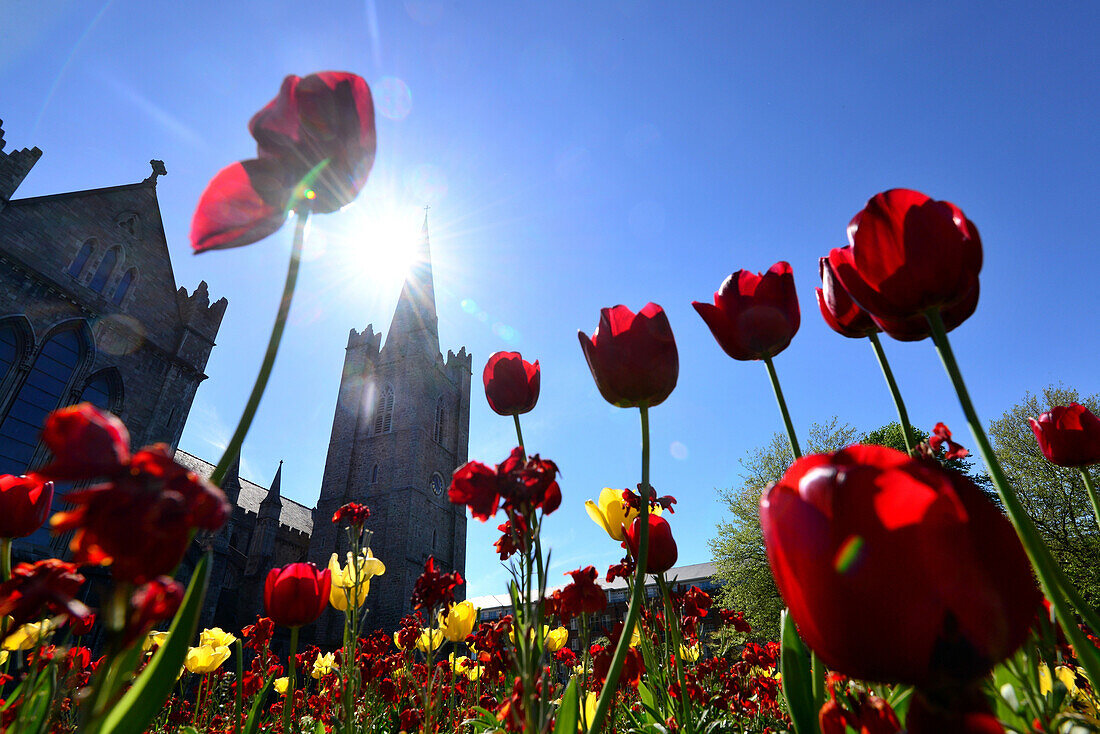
174 449 313 534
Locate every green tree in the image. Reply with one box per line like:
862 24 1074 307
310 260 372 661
988 384 1100 609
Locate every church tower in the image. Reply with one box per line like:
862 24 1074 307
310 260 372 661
309 215 471 639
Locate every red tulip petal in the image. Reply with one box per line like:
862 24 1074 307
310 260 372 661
191 159 291 253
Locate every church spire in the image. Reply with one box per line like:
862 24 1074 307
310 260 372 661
259 460 283 517
385 209 440 358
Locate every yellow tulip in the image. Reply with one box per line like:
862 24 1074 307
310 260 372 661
581 691 598 730
464 663 484 681
546 626 569 652
679 643 700 662
449 653 471 673
572 664 587 676
630 626 641 648
3 620 54 651
0 650 8 665
312 651 337 679
585 488 661 541
143 630 170 652
438 601 477 642
199 627 237 648
328 549 386 612
274 677 289 695
184 645 231 674
416 628 445 654
509 624 549 647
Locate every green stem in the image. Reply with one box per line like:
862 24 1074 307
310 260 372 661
587 405 651 733
868 332 916 453
283 626 300 734
1 537 11 582
763 356 801 459
658 575 691 732
232 638 244 734
513 414 526 458
925 309 1100 685
210 212 308 488
1079 468 1100 536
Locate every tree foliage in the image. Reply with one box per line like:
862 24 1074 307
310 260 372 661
988 384 1100 609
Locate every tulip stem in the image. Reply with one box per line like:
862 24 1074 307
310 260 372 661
868 332 917 454
210 211 309 488
232 638 244 734
763 356 802 459
587 405 652 734
283 625 300 734
1079 469 1100 535
513 414 526 458
926 308 1100 686
1 537 10 583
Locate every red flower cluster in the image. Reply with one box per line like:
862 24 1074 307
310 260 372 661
264 563 331 628
592 622 646 688
449 447 561 522
242 616 275 651
0 474 53 539
927 422 969 461
674 586 712 639
719 609 752 634
124 577 184 647
0 559 89 627
578 303 678 409
410 556 464 612
191 72 376 252
760 444 1039 687
483 351 540 416
332 502 371 527
1030 403 1100 468
548 566 607 624
40 403 230 584
693 261 800 361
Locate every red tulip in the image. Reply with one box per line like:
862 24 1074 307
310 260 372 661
760 444 1038 687
577 303 678 408
264 563 332 628
483 351 541 416
625 514 678 574
693 261 800 360
0 475 53 539
816 256 879 339
192 71 376 253
40 403 129 480
829 188 982 322
1029 403 1100 467
869 279 979 342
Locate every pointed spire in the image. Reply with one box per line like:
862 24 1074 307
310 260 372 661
259 460 283 519
220 452 242 506
385 208 440 358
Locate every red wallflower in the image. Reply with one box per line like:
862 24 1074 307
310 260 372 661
760 444 1038 687
693 261 801 360
192 71 376 252
332 502 371 527
242 616 275 650
578 303 679 409
123 577 184 647
829 188 982 322
592 623 646 688
410 556 464 612
1029 403 1100 467
449 447 561 522
816 257 879 339
68 612 96 636
483 351 540 416
928 422 969 461
264 563 331 628
0 559 89 627
0 474 53 539
41 404 229 584
625 514 678 574
555 566 607 624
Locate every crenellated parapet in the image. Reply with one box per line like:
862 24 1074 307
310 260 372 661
347 324 383 357
0 121 42 213
445 346 473 377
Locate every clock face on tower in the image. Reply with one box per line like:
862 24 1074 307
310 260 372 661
430 473 444 496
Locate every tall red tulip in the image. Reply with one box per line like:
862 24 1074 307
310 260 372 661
625 514 678 574
483 352 540 416
693 261 800 360
577 303 678 408
828 188 982 322
192 71 376 252
816 256 879 339
1029 403 1100 467
264 563 331 628
0 475 53 539
760 444 1038 688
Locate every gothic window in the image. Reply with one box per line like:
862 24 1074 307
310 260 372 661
371 464 379 484
112 269 135 305
0 318 29 393
89 247 120 293
0 323 91 476
433 397 445 444
67 240 95 278
79 369 122 413
372 385 394 435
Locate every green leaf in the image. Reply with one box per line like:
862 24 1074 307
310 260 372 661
553 678 578 734
18 664 56 734
635 682 661 724
780 609 819 734
241 676 274 734
96 553 211 734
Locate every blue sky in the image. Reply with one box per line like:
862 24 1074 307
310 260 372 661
5 1 1099 597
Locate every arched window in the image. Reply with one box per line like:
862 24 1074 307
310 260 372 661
0 318 29 391
89 248 119 293
433 397 445 444
0 324 91 476
68 240 95 278
80 369 122 413
372 385 394 435
112 269 135 305
371 464 379 483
